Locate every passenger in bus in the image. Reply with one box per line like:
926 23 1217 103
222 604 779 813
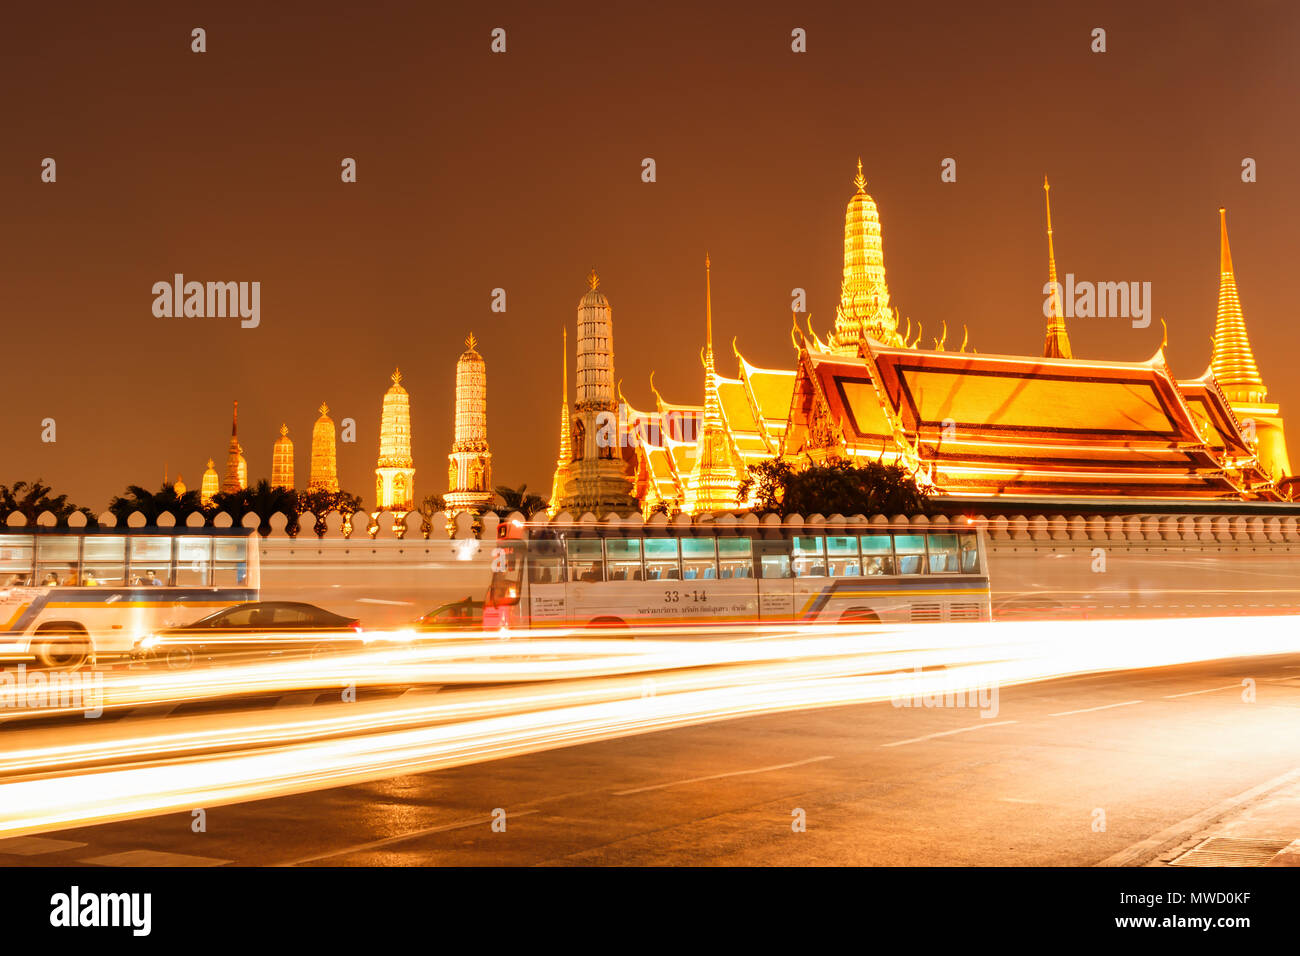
865 557 885 575
42 571 60 586
82 569 99 586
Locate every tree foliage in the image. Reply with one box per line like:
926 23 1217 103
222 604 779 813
0 480 94 525
738 458 929 517
492 483 548 519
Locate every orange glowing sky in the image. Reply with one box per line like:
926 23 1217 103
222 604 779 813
4 1 1299 509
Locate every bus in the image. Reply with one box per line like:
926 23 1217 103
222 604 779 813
0 527 259 667
482 524 991 631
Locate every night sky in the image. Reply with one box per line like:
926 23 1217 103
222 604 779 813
4 0 1298 510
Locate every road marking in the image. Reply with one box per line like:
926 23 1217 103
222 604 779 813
276 810 541 866
82 849 231 867
1048 700 1142 717
1096 767 1300 868
881 721 1017 748
613 755 833 795
1163 684 1241 699
0 836 87 856
1000 797 1038 804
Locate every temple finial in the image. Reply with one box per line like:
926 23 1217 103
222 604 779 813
318 402 329 416
465 332 478 352
1043 176 1073 359
853 157 866 193
587 267 599 290
391 367 402 385
280 423 288 437
1219 207 1233 274
704 252 713 351
561 325 568 401
231 400 238 437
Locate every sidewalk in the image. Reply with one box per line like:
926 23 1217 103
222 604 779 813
1151 773 1300 867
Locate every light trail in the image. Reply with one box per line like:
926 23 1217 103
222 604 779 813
0 614 1296 840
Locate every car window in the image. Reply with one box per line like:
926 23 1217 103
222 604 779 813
217 607 257 627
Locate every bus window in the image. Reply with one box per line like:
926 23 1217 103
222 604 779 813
567 539 604 583
926 534 960 573
175 537 212 586
681 538 717 580
959 533 980 573
81 536 126 586
825 536 860 577
791 536 826 577
644 538 680 580
604 538 643 581
526 538 564 585
894 534 927 575
859 533 895 575
755 540 791 578
130 536 173 586
214 537 249 586
717 538 753 579
0 535 36 586
36 535 79 586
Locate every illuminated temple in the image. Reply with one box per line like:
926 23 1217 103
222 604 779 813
586 160 1294 515
309 404 339 493
446 334 493 515
374 369 415 511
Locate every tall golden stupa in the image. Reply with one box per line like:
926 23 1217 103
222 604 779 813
446 334 493 514
684 254 745 512
1213 208 1291 479
221 401 247 494
555 269 638 514
830 159 905 351
200 459 219 506
309 403 339 493
1042 177 1073 359
547 326 572 515
375 369 415 511
271 424 294 489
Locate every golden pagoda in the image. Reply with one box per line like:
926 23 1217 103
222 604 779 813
547 326 572 515
556 269 638 515
684 255 746 512
271 424 294 489
309 403 339 493
199 459 219 506
446 334 493 514
1212 208 1291 479
1042 177 1073 359
221 401 247 494
829 159 906 353
173 474 186 496
375 369 415 511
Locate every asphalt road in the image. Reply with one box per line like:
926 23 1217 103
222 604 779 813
2 654 1298 866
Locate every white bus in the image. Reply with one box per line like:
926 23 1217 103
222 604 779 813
0 528 259 667
482 524 991 631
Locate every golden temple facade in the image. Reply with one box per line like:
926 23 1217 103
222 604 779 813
271 424 294 489
374 369 415 511
309 404 339 493
607 161 1292 513
446 334 493 515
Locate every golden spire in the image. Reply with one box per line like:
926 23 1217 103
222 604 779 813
1043 177 1073 359
272 423 294 489
465 332 478 352
705 252 713 352
200 458 219 507
391 367 403 386
1212 207 1264 398
556 324 572 464
318 402 329 417
685 253 744 514
309 403 339 493
854 157 866 193
587 267 599 290
222 400 246 493
832 158 902 351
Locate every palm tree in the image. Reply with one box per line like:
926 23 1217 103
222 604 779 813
493 483 548 519
108 484 204 525
211 480 299 535
298 488 364 536
0 479 94 525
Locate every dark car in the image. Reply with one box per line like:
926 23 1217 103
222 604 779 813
136 601 362 668
414 597 484 631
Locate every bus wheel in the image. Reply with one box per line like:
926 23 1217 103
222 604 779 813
838 608 880 625
165 647 195 671
587 617 628 631
34 634 91 670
